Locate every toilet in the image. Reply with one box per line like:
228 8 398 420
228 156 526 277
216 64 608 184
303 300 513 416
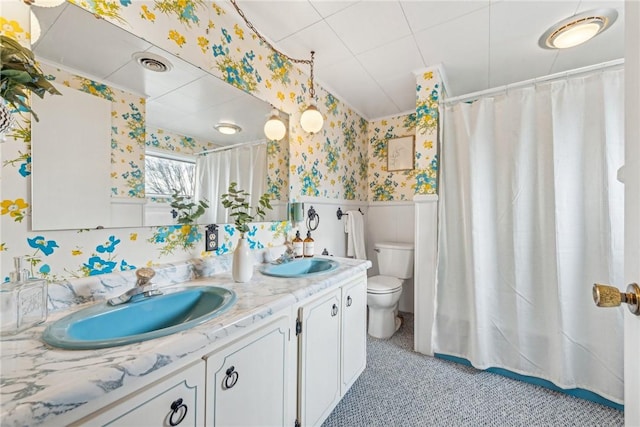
366 242 414 339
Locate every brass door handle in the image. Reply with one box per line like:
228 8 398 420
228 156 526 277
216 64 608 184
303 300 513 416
593 283 640 315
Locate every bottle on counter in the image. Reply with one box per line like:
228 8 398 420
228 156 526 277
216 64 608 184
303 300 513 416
0 257 48 336
292 230 304 258
303 231 315 258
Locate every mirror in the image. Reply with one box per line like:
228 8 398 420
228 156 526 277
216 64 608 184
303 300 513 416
30 2 289 231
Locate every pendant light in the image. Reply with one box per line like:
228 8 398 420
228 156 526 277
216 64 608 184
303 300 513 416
230 0 324 135
25 0 66 6
24 0 67 44
30 10 41 43
298 51 324 134
264 108 286 141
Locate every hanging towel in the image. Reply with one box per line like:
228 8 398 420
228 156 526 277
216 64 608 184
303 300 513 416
345 210 366 260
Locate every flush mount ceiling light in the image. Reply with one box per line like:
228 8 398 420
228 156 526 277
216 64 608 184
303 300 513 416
132 52 173 73
215 123 242 135
230 0 324 134
539 9 618 49
264 109 287 141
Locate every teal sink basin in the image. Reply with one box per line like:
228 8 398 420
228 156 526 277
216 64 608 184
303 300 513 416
43 286 236 350
259 258 339 278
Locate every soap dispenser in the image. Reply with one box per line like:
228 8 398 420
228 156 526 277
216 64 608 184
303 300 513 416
292 230 304 258
1 257 48 336
303 231 315 258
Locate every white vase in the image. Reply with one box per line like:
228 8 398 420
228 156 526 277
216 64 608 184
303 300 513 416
232 237 253 283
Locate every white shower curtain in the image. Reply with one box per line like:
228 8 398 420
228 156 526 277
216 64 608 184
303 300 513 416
434 69 625 403
195 142 267 224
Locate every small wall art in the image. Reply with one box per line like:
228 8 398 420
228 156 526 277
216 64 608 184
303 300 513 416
387 136 415 171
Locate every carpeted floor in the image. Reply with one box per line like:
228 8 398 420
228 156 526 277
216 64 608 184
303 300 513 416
323 313 624 427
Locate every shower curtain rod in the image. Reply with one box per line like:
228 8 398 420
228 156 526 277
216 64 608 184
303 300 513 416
444 59 624 106
196 139 266 156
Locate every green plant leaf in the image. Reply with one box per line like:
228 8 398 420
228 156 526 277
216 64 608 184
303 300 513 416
1 35 61 120
220 182 273 234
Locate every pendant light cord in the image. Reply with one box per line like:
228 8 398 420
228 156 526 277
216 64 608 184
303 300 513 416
229 0 316 98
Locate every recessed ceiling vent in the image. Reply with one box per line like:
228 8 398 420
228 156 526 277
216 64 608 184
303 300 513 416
132 52 173 72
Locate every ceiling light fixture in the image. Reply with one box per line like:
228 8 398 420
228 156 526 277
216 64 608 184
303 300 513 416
264 109 286 141
215 123 242 135
229 0 324 134
539 9 618 49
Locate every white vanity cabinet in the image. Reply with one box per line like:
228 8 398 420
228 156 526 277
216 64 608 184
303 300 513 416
297 273 367 426
340 276 368 392
204 312 293 426
71 360 206 427
297 288 342 426
3 261 373 427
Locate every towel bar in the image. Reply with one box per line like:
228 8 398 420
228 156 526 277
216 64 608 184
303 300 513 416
336 207 364 220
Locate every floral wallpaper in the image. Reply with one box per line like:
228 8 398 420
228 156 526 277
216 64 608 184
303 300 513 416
266 137 289 202
1 0 440 282
146 126 218 155
367 68 441 201
415 69 441 194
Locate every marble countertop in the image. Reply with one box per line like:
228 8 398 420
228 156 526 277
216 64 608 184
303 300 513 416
0 257 371 427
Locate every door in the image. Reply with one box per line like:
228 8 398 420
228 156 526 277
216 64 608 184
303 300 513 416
624 1 640 425
341 277 367 393
205 315 290 426
72 361 206 427
298 289 341 427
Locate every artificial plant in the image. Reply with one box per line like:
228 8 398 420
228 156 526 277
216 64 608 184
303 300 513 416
221 182 273 236
169 189 209 224
1 35 61 122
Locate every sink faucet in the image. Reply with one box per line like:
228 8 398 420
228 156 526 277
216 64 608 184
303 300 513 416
107 268 163 306
273 241 296 264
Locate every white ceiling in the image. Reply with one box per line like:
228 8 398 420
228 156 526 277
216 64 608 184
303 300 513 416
31 0 626 137
228 0 625 120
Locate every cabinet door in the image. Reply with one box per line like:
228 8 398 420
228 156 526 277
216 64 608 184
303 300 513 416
298 289 341 427
205 314 290 426
73 361 205 427
341 277 367 393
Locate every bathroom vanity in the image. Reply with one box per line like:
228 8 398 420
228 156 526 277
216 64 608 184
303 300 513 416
0 256 371 427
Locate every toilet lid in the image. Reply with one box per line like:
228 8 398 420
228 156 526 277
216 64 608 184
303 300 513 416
367 276 403 294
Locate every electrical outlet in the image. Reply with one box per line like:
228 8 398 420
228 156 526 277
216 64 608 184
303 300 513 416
205 224 218 251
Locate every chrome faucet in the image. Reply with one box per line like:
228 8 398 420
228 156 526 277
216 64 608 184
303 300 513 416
107 268 163 306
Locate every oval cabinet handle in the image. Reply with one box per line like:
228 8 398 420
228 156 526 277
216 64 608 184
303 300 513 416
169 398 188 426
346 295 353 307
331 303 338 317
223 366 239 389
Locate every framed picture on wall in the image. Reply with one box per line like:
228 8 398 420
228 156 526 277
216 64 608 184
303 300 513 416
387 136 415 171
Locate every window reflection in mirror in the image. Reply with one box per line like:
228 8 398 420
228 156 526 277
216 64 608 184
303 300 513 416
145 151 196 200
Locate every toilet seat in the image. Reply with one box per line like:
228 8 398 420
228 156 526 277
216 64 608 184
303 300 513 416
367 275 403 294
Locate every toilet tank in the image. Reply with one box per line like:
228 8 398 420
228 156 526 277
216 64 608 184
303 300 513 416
374 242 414 279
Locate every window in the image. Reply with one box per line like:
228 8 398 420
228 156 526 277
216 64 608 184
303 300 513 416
145 151 196 199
